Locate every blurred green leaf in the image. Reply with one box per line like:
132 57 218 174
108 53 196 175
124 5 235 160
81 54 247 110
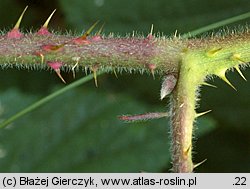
59 0 250 34
0 88 216 172
0 88 168 172
200 71 250 130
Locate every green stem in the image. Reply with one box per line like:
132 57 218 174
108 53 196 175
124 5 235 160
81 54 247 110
0 71 104 128
170 31 250 172
170 61 201 172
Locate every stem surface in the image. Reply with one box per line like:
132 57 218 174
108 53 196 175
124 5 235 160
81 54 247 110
170 59 200 172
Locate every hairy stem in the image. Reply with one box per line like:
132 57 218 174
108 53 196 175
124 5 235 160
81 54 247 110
170 61 200 172
0 34 183 75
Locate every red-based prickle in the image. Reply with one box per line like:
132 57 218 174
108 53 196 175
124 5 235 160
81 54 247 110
6 6 28 39
6 28 24 39
145 24 155 41
47 61 63 70
91 35 103 42
36 9 56 36
147 34 154 40
47 61 66 83
37 27 51 36
148 63 156 70
148 63 156 79
71 37 91 45
71 21 100 45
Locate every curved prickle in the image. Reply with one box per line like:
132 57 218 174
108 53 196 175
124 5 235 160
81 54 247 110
6 6 28 39
72 21 99 45
37 9 56 35
47 61 66 83
234 66 247 81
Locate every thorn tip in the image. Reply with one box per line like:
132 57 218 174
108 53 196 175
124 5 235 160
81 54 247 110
43 9 56 28
196 110 212 118
193 159 207 169
150 24 154 35
235 66 247 81
221 75 237 91
202 82 217 88
96 22 105 35
148 63 156 80
14 6 28 29
72 57 80 78
113 69 118 78
93 71 98 87
91 66 99 87
47 61 66 83
55 70 66 84
217 70 237 91
147 24 154 40
82 20 99 39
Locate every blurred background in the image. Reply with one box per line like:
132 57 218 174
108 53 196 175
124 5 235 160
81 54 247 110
0 0 249 172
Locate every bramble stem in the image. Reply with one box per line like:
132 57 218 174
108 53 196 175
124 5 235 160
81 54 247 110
170 61 200 172
0 34 183 75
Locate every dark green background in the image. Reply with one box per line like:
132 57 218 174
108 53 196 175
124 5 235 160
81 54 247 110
0 0 249 172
